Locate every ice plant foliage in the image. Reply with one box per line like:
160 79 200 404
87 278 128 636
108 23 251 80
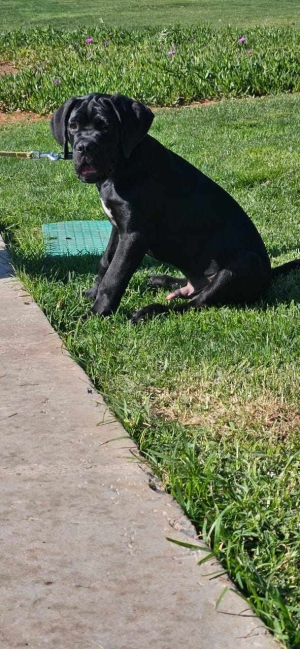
0 25 299 111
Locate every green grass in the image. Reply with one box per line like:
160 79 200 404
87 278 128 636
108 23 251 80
1 25 300 111
1 94 300 646
0 0 300 31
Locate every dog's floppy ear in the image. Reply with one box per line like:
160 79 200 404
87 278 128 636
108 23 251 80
50 97 81 159
108 94 154 158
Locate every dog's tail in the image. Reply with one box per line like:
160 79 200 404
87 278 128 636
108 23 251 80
271 258 300 278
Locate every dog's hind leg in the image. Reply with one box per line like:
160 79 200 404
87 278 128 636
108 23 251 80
132 251 269 323
170 251 270 310
131 269 233 323
170 251 271 308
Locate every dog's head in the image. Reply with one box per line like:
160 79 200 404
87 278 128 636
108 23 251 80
50 93 154 183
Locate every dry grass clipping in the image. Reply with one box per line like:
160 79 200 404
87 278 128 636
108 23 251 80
150 383 300 440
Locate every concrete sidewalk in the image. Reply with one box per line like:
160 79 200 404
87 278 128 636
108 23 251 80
0 236 278 649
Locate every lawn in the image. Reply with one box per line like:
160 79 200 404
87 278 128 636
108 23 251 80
0 0 300 31
1 94 300 646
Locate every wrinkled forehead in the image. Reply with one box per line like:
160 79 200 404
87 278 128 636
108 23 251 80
69 95 115 126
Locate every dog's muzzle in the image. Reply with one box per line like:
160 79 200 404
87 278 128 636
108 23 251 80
73 140 114 183
72 140 98 182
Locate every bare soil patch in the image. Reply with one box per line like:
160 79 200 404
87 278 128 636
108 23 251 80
0 98 218 126
0 61 18 76
154 99 220 111
0 111 50 125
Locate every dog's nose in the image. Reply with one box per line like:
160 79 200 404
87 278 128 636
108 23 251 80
75 141 92 154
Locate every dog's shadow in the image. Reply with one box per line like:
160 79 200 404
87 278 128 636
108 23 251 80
12 251 162 291
35 251 161 281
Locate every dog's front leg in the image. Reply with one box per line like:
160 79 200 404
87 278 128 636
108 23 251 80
90 231 148 316
85 225 119 300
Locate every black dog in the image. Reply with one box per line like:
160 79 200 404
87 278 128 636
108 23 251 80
51 93 300 322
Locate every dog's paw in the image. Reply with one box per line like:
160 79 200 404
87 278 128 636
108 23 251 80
84 286 98 300
81 307 110 320
147 275 165 289
131 303 168 324
81 309 93 321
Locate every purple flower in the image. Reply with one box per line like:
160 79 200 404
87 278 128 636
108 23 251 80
103 39 109 46
237 36 246 43
53 78 60 85
85 37 93 44
167 44 177 57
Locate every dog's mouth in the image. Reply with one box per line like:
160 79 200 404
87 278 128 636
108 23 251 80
76 162 115 184
77 163 101 183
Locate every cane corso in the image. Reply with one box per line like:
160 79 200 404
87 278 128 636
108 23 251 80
51 93 300 322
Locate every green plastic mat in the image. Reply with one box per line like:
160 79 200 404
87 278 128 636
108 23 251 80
42 220 112 257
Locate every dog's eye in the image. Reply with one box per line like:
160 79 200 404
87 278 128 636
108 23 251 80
69 122 79 132
94 118 109 130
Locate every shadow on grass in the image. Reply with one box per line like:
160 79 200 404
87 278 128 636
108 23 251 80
11 250 162 280
268 243 300 258
0 247 14 280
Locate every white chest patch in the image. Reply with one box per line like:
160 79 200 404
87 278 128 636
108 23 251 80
100 199 117 227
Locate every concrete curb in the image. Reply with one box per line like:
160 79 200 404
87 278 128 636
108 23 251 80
0 236 278 649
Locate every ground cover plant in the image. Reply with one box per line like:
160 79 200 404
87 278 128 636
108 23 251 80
0 94 300 646
1 0 300 31
0 25 300 112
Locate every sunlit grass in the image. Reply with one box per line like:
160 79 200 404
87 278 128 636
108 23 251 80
1 0 300 31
